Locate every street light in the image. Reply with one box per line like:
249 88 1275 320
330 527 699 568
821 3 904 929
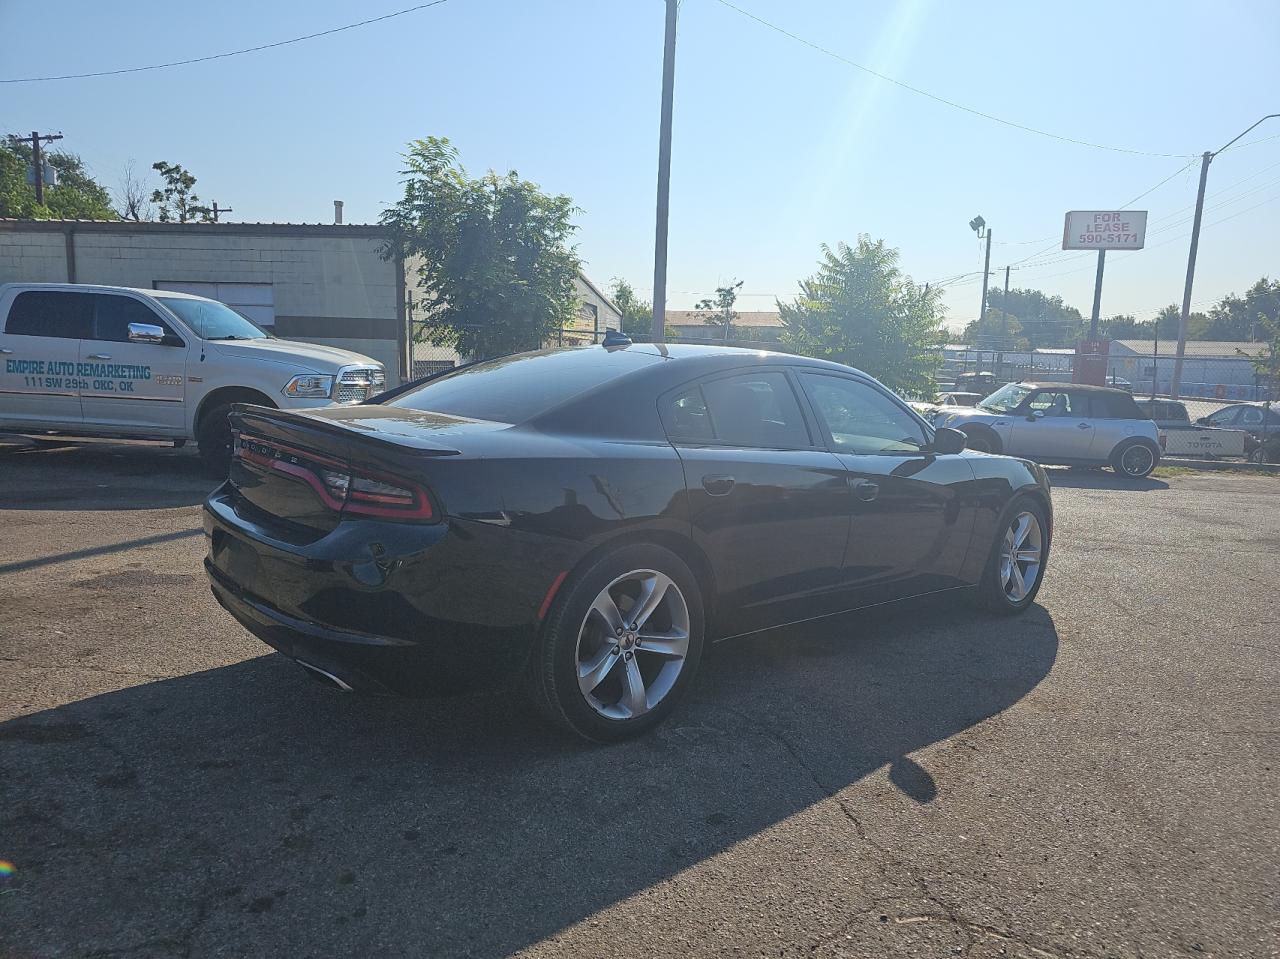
1170 113 1279 399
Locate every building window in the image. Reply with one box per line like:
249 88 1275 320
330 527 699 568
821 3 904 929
153 281 275 328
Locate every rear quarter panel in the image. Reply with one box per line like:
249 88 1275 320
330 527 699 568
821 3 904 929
424 428 691 630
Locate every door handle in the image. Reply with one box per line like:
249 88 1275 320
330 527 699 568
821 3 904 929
86 353 111 360
851 479 879 502
701 474 735 496
1077 422 1092 429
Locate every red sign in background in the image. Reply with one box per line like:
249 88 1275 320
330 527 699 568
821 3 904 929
1073 339 1110 386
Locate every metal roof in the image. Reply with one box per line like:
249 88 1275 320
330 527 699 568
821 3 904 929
666 310 783 328
1112 339 1268 358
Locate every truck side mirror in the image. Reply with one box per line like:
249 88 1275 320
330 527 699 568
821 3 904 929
127 322 166 345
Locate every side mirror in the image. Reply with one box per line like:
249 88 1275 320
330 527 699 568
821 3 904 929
1029 409 1046 420
931 427 967 454
127 322 166 345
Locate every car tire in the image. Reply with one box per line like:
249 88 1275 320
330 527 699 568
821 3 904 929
973 495 1050 615
961 428 1000 454
196 403 235 477
1110 438 1160 479
526 543 705 743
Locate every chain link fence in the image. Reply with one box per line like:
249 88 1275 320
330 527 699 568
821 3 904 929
942 343 1278 462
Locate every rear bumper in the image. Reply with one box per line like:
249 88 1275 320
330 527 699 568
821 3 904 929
207 559 404 695
202 485 540 696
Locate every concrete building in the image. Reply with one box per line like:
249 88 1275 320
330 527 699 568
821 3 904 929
0 218 408 383
665 310 784 343
1109 339 1270 400
0 218 624 387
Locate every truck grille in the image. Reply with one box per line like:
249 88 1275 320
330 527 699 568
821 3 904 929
335 367 385 404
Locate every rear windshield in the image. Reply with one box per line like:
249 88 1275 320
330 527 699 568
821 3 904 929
386 348 639 423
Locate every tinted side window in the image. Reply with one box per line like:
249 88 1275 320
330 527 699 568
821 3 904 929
1238 407 1265 427
92 295 179 343
661 385 715 442
1206 408 1238 426
4 291 94 338
799 373 927 454
689 371 811 449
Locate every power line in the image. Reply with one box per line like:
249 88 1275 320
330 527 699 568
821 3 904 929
998 157 1203 272
1118 157 1199 208
0 1 451 83
711 0 1193 159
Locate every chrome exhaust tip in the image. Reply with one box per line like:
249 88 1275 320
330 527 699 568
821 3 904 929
295 659 354 693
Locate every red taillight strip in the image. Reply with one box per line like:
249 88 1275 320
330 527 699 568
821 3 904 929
235 434 435 521
270 459 349 512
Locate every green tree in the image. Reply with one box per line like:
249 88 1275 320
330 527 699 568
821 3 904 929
1153 304 1210 341
381 137 581 359
960 307 1029 350
0 141 116 219
1098 313 1152 340
779 237 945 394
150 161 213 223
1206 278 1280 341
608 278 653 336
695 279 743 342
982 287 1084 348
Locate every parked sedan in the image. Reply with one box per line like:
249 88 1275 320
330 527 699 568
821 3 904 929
204 344 1053 741
935 382 1162 478
1196 403 1280 462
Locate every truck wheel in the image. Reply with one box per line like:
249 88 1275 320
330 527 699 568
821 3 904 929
1110 439 1159 479
197 403 235 477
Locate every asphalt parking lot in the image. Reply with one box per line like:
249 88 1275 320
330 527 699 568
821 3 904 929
2 438 1277 958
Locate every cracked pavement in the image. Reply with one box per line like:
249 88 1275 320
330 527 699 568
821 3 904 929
1 439 1277 958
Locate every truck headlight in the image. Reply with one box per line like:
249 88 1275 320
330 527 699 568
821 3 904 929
282 374 335 398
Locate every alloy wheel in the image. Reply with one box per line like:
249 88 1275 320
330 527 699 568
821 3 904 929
575 569 690 720
1120 444 1155 477
999 512 1042 604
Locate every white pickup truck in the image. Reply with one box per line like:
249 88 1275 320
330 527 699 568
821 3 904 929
0 283 385 472
1135 398 1247 459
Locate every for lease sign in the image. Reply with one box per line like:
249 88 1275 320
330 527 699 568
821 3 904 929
1062 210 1148 250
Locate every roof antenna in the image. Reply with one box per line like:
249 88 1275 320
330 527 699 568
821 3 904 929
601 328 632 349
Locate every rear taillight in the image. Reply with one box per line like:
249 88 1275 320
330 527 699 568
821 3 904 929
234 433 436 522
336 472 434 520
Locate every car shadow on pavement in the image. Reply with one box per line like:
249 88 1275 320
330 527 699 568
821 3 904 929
1044 467 1170 492
0 600 1058 957
0 438 216 510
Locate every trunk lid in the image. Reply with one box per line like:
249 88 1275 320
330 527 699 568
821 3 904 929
227 405 502 536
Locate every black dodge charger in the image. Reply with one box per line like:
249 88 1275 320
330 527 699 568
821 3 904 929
204 342 1052 741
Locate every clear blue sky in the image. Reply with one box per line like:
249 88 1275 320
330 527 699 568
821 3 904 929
2 0 1277 331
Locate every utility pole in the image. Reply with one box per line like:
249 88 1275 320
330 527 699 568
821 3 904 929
1170 152 1210 400
977 228 993 326
15 131 64 206
1171 114 1279 399
650 0 678 344
1088 249 1106 339
1001 265 1010 345
210 201 232 222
